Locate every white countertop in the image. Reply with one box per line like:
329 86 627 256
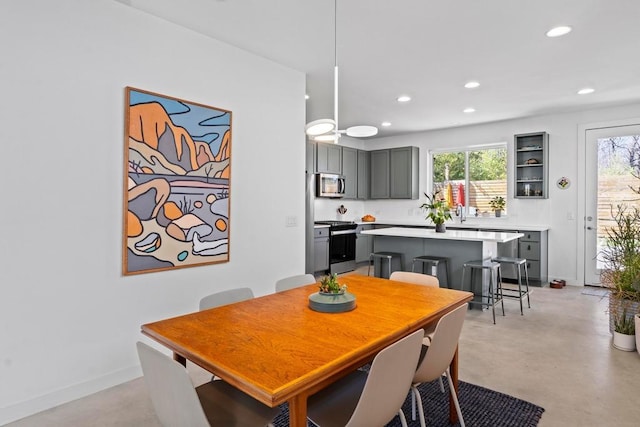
361 227 524 243
356 219 549 232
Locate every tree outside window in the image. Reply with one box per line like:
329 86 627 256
432 146 507 217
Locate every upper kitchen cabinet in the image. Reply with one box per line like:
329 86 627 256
357 150 370 199
370 146 420 199
316 142 342 174
514 132 548 199
390 146 419 199
342 147 358 199
370 149 390 198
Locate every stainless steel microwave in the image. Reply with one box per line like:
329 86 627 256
316 173 345 198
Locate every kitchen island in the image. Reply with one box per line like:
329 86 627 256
361 227 524 298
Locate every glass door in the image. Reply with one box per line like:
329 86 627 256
584 125 640 285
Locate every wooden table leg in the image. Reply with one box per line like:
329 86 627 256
288 394 308 427
449 345 459 424
173 352 186 367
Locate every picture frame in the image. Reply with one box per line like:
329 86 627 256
123 87 231 275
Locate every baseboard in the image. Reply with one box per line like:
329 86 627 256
0 365 142 425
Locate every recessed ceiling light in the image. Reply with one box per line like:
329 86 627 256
305 94 310 100
546 26 572 37
577 88 595 95
464 81 480 89
381 122 392 127
463 108 476 113
397 95 411 103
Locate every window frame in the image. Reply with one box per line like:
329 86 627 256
427 142 508 215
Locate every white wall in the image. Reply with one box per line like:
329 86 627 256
0 0 305 423
315 103 640 286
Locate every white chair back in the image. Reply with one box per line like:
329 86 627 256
390 271 439 287
199 287 254 311
275 274 316 292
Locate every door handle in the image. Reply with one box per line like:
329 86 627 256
586 226 594 230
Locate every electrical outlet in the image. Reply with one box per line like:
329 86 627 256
285 216 297 227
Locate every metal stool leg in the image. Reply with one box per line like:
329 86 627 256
367 253 373 276
524 261 531 308
497 265 505 316
516 263 524 315
444 259 451 289
489 268 496 324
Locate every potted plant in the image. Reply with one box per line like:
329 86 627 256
489 196 506 217
420 192 452 232
612 309 636 351
319 273 347 295
636 313 640 355
600 204 640 340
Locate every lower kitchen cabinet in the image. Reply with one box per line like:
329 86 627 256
355 224 373 263
518 230 548 284
314 227 329 272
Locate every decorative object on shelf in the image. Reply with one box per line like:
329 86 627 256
361 214 376 222
556 177 570 189
309 273 356 313
525 158 539 164
420 192 452 232
337 204 347 214
489 196 506 217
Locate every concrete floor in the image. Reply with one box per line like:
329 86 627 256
7 277 640 426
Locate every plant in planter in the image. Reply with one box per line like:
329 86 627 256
489 196 506 217
612 309 636 351
420 192 452 232
600 204 640 340
319 273 347 294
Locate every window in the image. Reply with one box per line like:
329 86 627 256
430 144 507 217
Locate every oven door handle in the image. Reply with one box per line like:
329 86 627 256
330 229 357 236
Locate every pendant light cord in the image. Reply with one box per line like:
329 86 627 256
333 0 339 140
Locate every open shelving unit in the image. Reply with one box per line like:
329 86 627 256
514 132 548 199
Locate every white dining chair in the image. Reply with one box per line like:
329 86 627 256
136 342 279 426
390 271 445 393
275 273 316 292
307 329 424 427
409 303 468 427
199 287 254 311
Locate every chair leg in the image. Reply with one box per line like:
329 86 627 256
412 384 427 427
445 368 465 427
489 270 496 324
496 266 505 317
438 376 445 393
398 408 409 427
368 254 373 276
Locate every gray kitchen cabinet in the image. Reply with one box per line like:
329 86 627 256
357 150 370 199
316 142 342 174
390 146 419 199
355 224 373 263
514 131 548 199
342 147 358 199
370 146 419 199
518 230 548 284
370 149 390 198
314 227 330 273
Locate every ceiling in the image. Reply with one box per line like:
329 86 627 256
116 0 640 138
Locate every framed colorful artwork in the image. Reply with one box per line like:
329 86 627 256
123 87 231 275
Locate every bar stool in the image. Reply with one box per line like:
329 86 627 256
461 259 504 324
368 252 403 279
491 256 531 315
411 255 451 288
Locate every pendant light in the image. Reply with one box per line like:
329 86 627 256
305 0 378 143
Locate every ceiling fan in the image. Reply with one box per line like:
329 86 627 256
305 0 378 143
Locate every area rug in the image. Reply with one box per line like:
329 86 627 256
272 379 544 426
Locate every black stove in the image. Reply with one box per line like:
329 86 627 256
315 220 357 231
314 221 357 274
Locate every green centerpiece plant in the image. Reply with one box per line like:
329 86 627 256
420 192 452 233
319 273 348 294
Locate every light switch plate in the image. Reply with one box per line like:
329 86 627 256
285 216 297 227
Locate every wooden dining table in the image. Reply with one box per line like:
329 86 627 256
141 274 473 426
